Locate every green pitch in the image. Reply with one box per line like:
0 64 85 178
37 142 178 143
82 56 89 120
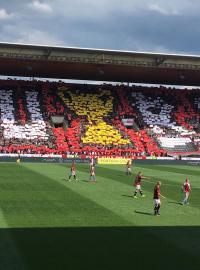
0 162 200 270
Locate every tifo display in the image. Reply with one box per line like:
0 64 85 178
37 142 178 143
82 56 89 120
0 79 199 157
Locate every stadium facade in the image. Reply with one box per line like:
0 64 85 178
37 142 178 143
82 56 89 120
1 42 200 85
0 42 199 158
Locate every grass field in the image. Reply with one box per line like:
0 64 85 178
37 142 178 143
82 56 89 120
0 162 200 270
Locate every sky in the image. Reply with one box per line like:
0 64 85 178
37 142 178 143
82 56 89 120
0 0 200 55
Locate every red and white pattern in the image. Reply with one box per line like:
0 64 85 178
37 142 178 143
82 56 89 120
132 92 193 135
0 89 49 140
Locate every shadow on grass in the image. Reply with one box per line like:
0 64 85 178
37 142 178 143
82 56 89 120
135 210 153 216
1 226 200 270
168 201 183 205
121 194 133 199
80 180 97 184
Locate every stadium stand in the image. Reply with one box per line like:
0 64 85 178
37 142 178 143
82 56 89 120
0 80 199 156
129 86 199 153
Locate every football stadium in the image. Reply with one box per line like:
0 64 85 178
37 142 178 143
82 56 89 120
0 42 199 270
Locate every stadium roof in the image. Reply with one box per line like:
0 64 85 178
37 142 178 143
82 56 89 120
1 42 200 85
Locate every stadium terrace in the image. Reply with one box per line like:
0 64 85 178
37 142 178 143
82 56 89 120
0 43 200 158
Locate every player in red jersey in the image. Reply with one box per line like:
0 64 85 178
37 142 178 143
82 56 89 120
126 160 132 175
133 172 150 198
89 165 96 182
182 178 191 205
68 160 77 181
153 181 166 216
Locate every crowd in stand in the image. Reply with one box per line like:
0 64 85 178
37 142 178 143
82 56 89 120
0 79 199 156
